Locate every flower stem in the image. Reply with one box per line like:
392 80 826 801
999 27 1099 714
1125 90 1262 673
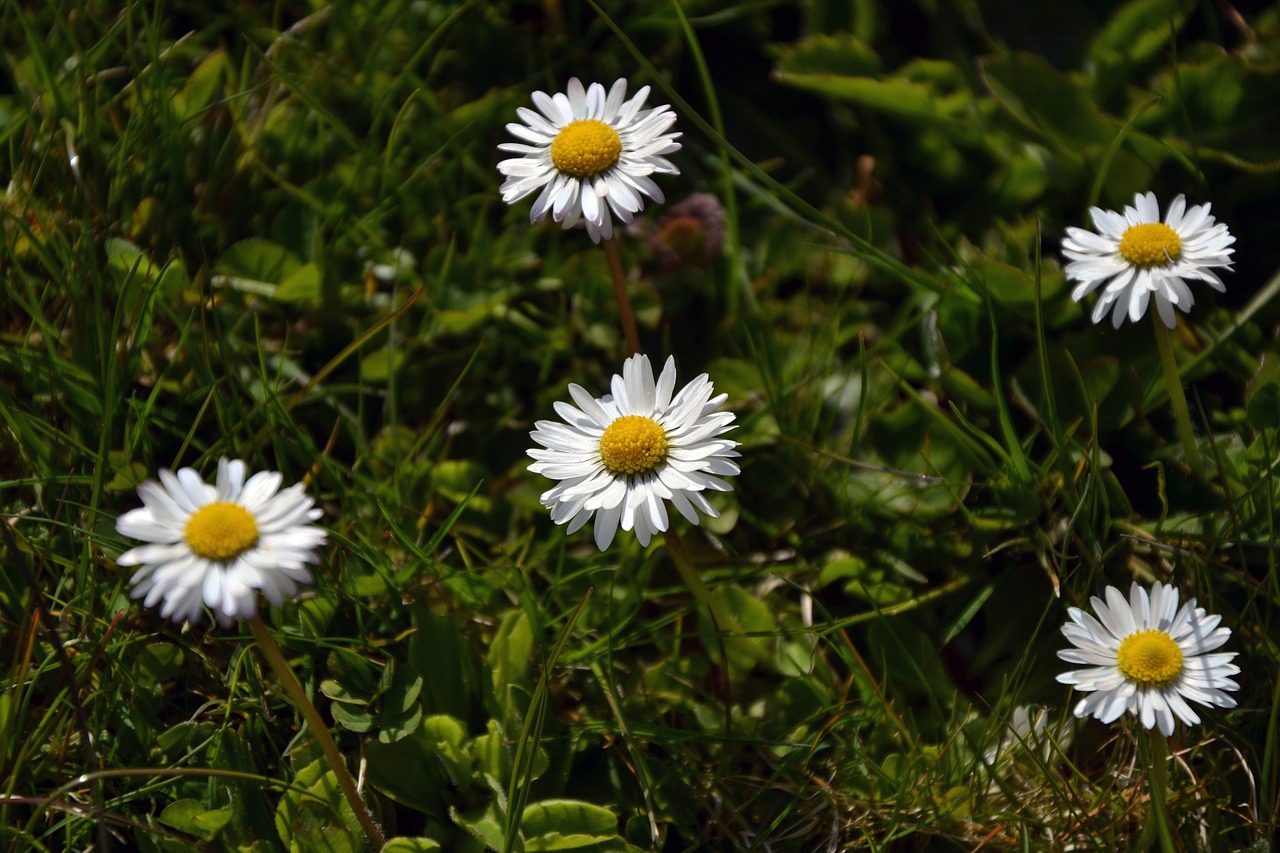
664 529 735 734
602 235 641 355
1138 729 1178 853
249 615 385 851
1151 315 1203 474
663 529 733 641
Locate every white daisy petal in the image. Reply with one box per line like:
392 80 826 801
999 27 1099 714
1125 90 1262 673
497 77 680 243
114 458 327 627
1062 191 1234 327
1058 581 1238 733
528 354 740 550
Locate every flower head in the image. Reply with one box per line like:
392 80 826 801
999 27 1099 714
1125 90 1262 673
115 457 327 627
1061 192 1234 328
528 354 740 550
647 192 726 273
498 78 681 243
1056 582 1239 736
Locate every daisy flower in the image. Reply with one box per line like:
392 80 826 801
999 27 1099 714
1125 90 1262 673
115 457 327 627
498 77 681 243
527 353 740 550
1061 191 1235 328
1056 582 1239 736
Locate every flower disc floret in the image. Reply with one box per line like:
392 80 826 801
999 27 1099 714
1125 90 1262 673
1060 191 1235 328
527 354 740 550
1116 629 1183 688
550 119 622 178
599 415 668 476
497 77 682 243
1118 223 1181 268
1056 581 1239 735
184 502 259 561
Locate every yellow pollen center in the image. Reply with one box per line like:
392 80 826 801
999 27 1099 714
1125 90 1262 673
550 119 622 178
1118 223 1182 268
184 502 260 561
1116 629 1184 689
599 415 668 476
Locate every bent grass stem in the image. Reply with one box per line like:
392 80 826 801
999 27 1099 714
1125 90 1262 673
249 615 385 850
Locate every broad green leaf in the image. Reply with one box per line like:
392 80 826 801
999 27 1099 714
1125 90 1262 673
982 53 1112 149
381 840 443 853
1089 0 1190 97
173 48 230 122
451 801 505 851
377 664 425 743
420 714 472 783
105 459 148 492
321 651 378 705
409 607 480 720
520 800 618 846
774 72 957 127
432 459 488 504
773 32 881 77
133 642 184 690
487 610 533 711
276 262 323 301
473 718 546 786
215 238 302 287
366 734 450 815
274 758 362 848
330 703 375 733
1247 382 1280 432
105 237 159 280
158 799 234 841
702 584 776 673
359 345 406 383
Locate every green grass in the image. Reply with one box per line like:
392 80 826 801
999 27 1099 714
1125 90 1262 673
3 0 1280 850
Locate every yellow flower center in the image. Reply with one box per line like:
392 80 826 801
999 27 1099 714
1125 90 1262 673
550 119 622 178
1116 629 1184 689
599 415 668 476
184 502 259 561
1118 223 1182 268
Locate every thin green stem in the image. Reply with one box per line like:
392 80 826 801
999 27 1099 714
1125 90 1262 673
602 236 641 355
1151 315 1203 474
249 615 385 851
663 529 730 633
1140 729 1178 853
664 528 735 737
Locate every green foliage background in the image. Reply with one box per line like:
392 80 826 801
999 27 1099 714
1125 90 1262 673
3 0 1280 850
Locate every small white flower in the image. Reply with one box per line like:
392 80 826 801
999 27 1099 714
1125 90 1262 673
498 77 681 243
1061 191 1235 328
115 458 327 627
528 354 740 550
1056 581 1239 736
